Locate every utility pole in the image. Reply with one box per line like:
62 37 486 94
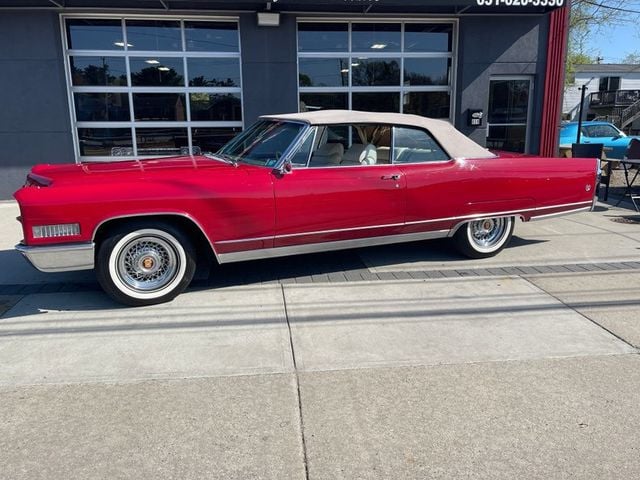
576 85 588 144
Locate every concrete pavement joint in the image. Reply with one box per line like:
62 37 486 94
280 284 310 480
522 276 640 353
0 261 638 295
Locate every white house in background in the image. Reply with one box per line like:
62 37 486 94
563 64 640 134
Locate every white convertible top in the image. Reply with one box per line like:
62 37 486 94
261 109 496 160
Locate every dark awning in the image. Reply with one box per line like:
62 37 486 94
0 0 564 14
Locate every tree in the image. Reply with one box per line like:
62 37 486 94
566 0 640 83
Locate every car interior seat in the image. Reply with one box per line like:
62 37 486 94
309 142 344 167
341 143 377 165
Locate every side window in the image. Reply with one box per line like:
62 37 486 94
289 127 316 167
308 123 393 167
393 127 449 163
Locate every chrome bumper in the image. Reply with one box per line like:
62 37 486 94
15 242 95 273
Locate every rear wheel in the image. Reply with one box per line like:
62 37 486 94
453 216 514 259
96 221 196 306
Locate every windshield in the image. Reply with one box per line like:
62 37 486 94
216 120 305 167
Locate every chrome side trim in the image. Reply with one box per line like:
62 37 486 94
217 230 449 264
407 200 593 227
215 200 594 246
16 242 94 273
529 206 592 221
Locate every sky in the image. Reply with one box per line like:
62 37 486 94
583 2 640 63
585 23 640 63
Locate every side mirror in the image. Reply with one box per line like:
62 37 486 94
274 160 293 176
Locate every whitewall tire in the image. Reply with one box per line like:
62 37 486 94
96 222 196 306
453 216 514 259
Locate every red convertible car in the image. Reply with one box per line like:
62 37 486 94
15 110 599 306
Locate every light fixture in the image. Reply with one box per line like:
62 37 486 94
371 43 387 49
145 59 160 64
351 62 360 67
257 12 280 27
157 66 170 71
114 41 133 48
340 68 349 73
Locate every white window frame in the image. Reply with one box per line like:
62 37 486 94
60 13 244 162
296 18 458 122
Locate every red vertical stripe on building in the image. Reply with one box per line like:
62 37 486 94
539 6 570 157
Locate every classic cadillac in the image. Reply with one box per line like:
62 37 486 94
15 110 599 306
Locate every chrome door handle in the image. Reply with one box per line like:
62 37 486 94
381 174 401 181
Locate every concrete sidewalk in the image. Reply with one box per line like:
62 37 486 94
1 200 639 479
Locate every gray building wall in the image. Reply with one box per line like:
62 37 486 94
0 11 550 200
0 12 74 199
239 13 299 125
455 15 549 154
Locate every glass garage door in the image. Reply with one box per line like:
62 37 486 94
63 17 243 161
297 21 455 120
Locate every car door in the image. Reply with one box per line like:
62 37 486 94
393 126 534 234
273 125 406 248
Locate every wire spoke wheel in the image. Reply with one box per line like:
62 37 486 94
116 236 179 292
97 223 196 306
453 216 514 259
468 218 509 250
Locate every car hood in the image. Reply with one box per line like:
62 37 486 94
27 155 248 186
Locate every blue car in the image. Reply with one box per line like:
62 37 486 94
559 121 638 160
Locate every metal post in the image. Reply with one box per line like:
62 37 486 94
576 85 588 144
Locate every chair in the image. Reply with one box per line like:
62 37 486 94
572 143 607 200
623 139 640 212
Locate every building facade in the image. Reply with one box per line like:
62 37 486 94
0 0 567 199
563 64 640 135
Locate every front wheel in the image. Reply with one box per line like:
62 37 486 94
96 222 196 306
452 216 514 259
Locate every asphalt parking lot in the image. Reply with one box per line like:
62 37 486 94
1 200 639 479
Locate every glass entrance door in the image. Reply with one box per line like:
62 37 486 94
486 76 533 153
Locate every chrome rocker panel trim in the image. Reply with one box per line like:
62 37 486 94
217 230 449 263
16 242 95 273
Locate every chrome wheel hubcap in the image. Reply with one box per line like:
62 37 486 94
469 217 508 249
116 236 178 292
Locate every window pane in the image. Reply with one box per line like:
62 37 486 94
583 125 620 138
402 91 450 118
190 93 242 121
352 92 400 112
66 19 124 50
130 57 184 86
403 58 450 86
290 129 315 167
78 128 132 156
136 128 189 156
74 93 130 122
352 58 400 86
126 20 182 51
488 79 530 123
299 58 349 87
133 93 186 121
300 93 348 111
184 21 238 52
393 127 449 163
70 56 127 86
404 24 452 52
298 23 348 52
191 127 241 155
352 23 401 52
487 125 527 153
188 58 241 87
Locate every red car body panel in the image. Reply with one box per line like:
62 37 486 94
14 151 598 262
